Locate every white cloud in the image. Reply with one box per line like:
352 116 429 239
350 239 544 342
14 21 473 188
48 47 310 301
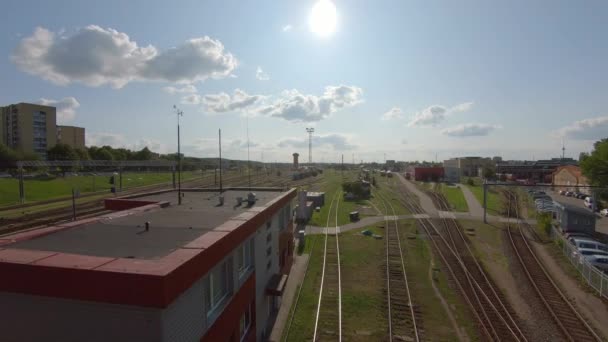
257 85 363 123
407 101 474 127
201 89 263 113
282 25 293 32
36 97 80 123
450 101 474 113
86 132 128 147
382 107 403 121
181 94 203 105
12 26 237 88
554 116 608 140
278 133 356 150
408 105 448 127
163 84 197 94
86 132 168 152
256 66 270 81
441 123 500 137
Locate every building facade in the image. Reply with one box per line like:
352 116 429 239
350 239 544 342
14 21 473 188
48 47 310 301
552 165 589 194
0 188 296 342
554 201 596 234
443 156 493 178
413 167 444 181
496 158 578 183
57 125 86 149
0 103 57 159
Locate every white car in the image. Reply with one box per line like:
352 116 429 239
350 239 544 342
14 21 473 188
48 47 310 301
572 238 608 252
573 248 608 264
587 255 608 272
600 209 608 217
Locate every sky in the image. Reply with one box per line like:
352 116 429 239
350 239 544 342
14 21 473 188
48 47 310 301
1 0 608 163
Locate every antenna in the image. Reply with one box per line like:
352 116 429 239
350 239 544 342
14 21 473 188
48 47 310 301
562 140 566 160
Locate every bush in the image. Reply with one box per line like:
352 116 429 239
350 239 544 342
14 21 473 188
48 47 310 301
466 178 475 186
537 212 553 236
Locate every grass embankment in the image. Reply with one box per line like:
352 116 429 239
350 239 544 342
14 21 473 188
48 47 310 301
0 171 201 206
368 176 410 215
400 219 478 341
462 177 501 214
435 183 469 212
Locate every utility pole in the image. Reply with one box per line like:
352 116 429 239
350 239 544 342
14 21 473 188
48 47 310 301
173 105 183 205
219 129 223 193
306 127 315 166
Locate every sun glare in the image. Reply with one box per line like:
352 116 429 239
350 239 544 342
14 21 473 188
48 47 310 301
309 0 337 37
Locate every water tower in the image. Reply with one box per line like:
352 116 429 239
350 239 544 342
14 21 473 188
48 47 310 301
293 153 299 169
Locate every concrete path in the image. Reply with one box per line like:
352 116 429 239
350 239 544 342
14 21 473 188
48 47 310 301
268 251 310 342
458 184 485 218
396 174 438 215
305 214 537 234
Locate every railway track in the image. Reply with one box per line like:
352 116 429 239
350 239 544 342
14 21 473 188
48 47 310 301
505 191 602 342
376 190 421 341
313 191 342 342
390 175 528 341
431 192 527 342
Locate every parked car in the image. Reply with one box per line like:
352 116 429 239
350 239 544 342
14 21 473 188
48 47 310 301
571 238 608 252
573 248 608 264
600 209 608 217
564 232 593 240
559 190 566 195
587 255 608 272
565 191 574 197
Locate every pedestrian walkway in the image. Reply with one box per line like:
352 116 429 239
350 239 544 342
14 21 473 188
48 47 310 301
268 252 310 342
396 174 438 215
458 184 485 218
305 213 537 234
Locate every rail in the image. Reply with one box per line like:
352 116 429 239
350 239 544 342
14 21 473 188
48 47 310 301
312 191 342 341
375 190 420 341
505 192 603 342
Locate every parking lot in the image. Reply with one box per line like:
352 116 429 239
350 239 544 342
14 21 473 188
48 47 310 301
547 190 608 235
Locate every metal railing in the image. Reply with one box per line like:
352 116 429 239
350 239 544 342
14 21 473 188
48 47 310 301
550 226 608 299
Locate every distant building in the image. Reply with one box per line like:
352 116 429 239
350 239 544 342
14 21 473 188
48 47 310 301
552 165 589 194
414 167 444 182
1 102 86 159
0 189 296 341
444 166 461 183
496 158 577 183
0 103 57 159
57 125 85 149
443 156 493 178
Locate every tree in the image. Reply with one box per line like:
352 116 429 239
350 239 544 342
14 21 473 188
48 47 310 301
0 143 18 163
483 167 496 180
134 147 154 160
47 143 78 161
74 148 90 160
581 138 608 188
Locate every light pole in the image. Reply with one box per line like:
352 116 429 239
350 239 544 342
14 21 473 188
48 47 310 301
306 127 315 166
173 105 183 205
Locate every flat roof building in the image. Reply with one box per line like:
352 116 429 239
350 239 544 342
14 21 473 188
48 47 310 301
0 103 57 159
0 188 296 341
57 125 85 149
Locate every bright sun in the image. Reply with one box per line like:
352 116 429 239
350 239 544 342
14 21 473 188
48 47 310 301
309 0 337 37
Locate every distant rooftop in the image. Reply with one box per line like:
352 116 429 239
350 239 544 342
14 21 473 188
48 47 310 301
8 190 284 260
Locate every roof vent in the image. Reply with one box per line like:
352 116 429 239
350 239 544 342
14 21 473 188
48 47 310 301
247 192 257 206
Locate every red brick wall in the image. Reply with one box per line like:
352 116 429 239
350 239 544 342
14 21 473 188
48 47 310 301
201 273 256 342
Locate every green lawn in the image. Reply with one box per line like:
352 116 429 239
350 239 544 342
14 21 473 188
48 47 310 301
0 171 201 207
464 182 501 214
436 183 469 212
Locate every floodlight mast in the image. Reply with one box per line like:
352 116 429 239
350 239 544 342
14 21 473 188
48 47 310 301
173 105 183 205
306 127 315 166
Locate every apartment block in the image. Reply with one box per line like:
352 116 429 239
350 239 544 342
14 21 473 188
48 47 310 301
0 103 57 158
0 188 296 342
57 125 86 149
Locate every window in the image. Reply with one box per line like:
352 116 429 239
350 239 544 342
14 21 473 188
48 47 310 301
266 260 272 270
266 232 272 243
206 260 231 317
237 239 253 277
266 246 272 257
266 221 271 230
239 303 253 341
